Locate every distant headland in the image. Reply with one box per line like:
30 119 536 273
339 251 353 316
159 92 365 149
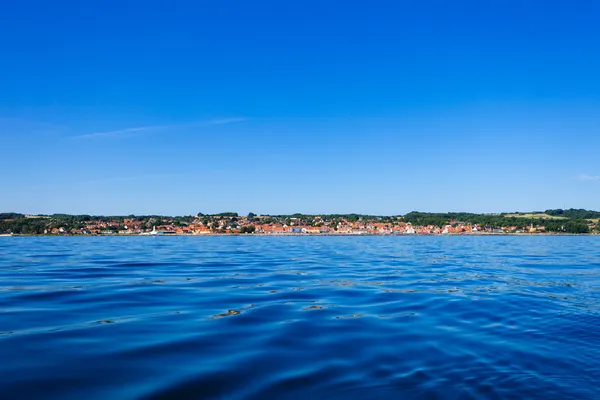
1 209 599 236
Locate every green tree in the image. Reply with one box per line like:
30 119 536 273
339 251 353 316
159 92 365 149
241 226 256 234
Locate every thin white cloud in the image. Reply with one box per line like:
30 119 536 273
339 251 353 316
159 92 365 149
79 173 184 185
71 126 158 140
70 117 246 140
575 174 600 181
206 117 247 125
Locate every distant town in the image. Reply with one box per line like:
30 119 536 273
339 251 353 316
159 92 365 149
1 209 599 236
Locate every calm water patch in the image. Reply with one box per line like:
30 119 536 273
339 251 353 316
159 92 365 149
0 236 599 399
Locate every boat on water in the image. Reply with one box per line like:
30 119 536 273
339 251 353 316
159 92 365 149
139 226 177 236
0 233 14 237
140 226 161 236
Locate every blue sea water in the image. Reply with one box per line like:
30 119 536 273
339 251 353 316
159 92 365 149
0 236 599 399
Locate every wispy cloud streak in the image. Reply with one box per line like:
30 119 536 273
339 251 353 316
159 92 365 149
70 117 246 140
79 173 185 185
206 117 247 125
575 174 600 181
72 126 157 140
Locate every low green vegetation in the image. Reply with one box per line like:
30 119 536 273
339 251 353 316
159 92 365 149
402 211 592 234
503 213 566 220
545 209 600 219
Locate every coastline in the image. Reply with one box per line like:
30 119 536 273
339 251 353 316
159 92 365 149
3 232 598 237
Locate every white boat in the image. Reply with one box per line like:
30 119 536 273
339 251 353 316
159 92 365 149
140 226 161 236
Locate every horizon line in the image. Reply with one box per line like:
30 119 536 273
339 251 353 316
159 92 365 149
2 208 598 218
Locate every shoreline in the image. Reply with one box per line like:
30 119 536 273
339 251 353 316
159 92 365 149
3 232 598 237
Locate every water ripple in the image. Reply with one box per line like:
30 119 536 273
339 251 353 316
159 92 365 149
0 236 599 399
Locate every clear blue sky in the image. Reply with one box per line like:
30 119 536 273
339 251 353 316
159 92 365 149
1 1 599 216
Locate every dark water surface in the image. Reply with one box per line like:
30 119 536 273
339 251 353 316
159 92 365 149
1 236 599 399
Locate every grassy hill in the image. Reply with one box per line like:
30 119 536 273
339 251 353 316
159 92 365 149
503 213 567 220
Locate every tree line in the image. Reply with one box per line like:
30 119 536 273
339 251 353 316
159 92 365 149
402 212 591 233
